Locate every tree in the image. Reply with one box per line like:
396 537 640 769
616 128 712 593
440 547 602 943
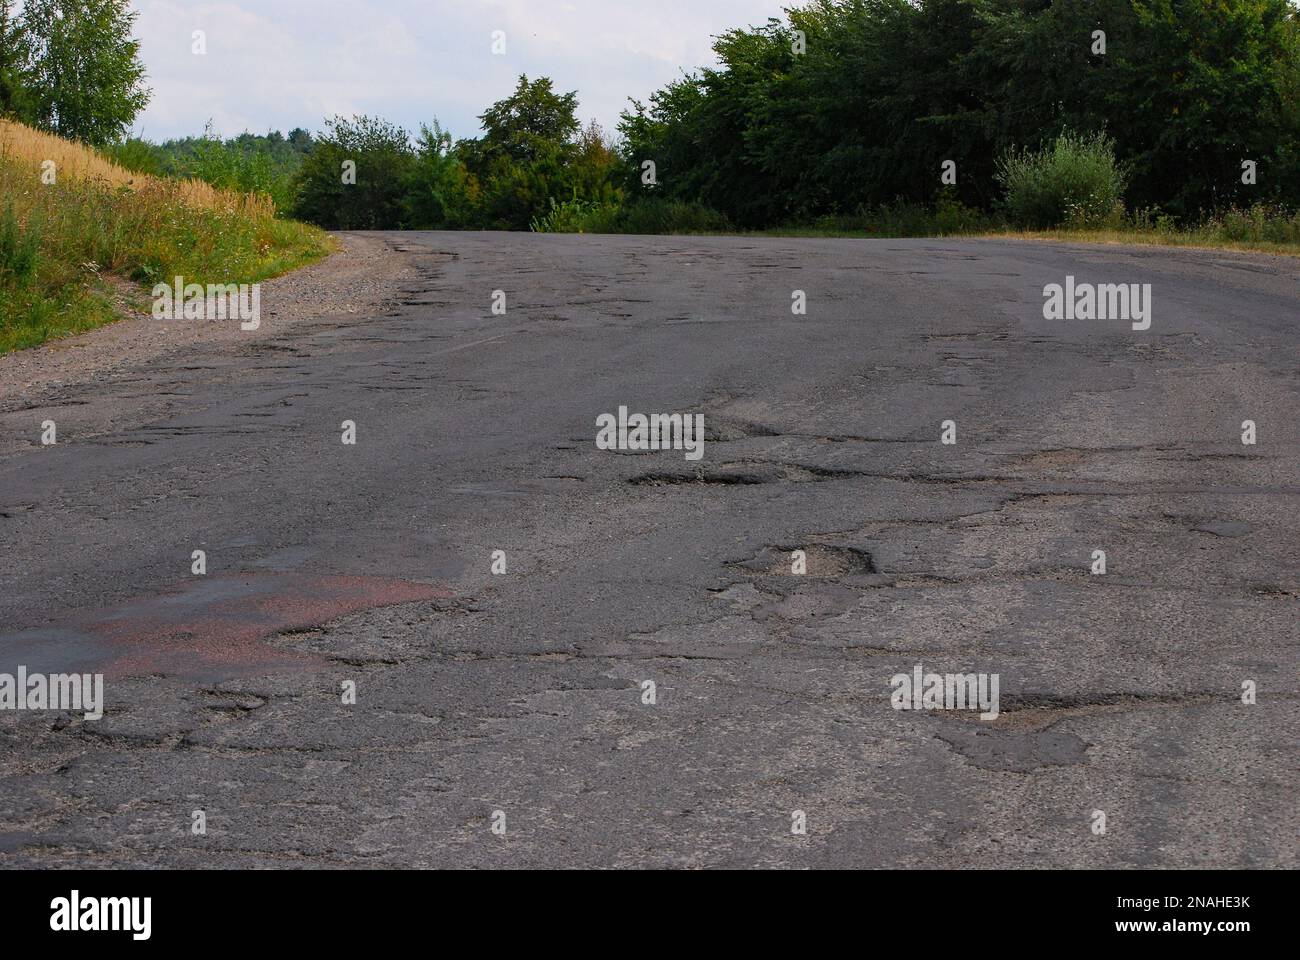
19 0 150 145
618 78 708 200
404 122 480 229
622 0 1300 225
287 128 314 153
0 0 28 118
569 120 623 206
1103 0 1300 214
457 75 610 229
292 115 414 229
965 0 1300 216
476 75 580 164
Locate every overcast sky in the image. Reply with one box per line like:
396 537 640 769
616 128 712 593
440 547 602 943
124 0 792 142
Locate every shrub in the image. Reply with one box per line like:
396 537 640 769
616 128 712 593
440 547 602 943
997 132 1127 229
804 194 996 237
528 196 729 235
1210 204 1300 244
529 194 617 233
0 201 39 281
175 128 299 215
106 137 164 176
607 199 731 234
931 190 994 234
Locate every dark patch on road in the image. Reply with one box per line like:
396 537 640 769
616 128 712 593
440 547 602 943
933 722 1091 772
1191 519 1254 538
629 460 877 486
0 573 451 682
629 468 770 486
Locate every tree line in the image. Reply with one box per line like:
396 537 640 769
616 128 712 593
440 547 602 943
290 76 623 230
4 0 1300 232
619 0 1300 226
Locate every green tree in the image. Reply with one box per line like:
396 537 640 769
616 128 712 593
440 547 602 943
468 141 568 229
618 78 708 200
968 0 1300 216
569 121 623 207
287 128 314 153
18 0 150 145
292 115 414 229
1105 0 1299 215
622 0 1300 226
404 122 480 228
477 74 580 163
457 75 613 229
0 0 28 118
619 1 993 226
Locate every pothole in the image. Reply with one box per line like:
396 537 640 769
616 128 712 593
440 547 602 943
940 690 1223 732
628 460 865 486
731 543 878 577
629 468 769 486
1191 519 1253 538
701 418 781 441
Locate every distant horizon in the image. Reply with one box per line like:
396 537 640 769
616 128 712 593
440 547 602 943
122 0 792 143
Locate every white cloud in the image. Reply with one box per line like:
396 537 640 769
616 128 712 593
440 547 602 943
128 0 791 140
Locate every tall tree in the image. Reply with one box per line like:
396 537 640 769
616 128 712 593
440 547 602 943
19 0 150 145
0 0 28 117
476 75 580 164
456 75 591 229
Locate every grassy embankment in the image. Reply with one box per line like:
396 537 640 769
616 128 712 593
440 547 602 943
0 120 334 353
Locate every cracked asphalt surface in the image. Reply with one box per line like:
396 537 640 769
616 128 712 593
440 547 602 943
1 232 1296 868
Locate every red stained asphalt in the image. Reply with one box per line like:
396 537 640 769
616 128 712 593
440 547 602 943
1 573 451 682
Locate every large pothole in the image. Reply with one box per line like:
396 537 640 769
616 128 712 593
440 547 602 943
731 543 878 577
628 460 865 486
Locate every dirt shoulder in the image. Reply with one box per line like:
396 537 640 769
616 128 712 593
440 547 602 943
0 233 417 454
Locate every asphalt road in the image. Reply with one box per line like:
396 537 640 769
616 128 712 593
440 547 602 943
1 233 1296 868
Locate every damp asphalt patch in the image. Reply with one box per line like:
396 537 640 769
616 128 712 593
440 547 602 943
0 573 450 682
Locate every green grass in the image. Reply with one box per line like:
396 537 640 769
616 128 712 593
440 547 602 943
1 125 334 353
686 201 1300 257
974 227 1300 258
530 197 733 235
532 183 1300 256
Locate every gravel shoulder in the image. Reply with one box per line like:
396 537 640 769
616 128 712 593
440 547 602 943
0 233 416 455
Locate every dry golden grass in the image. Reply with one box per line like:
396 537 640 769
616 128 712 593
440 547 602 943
1 120 332 352
0 119 276 220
